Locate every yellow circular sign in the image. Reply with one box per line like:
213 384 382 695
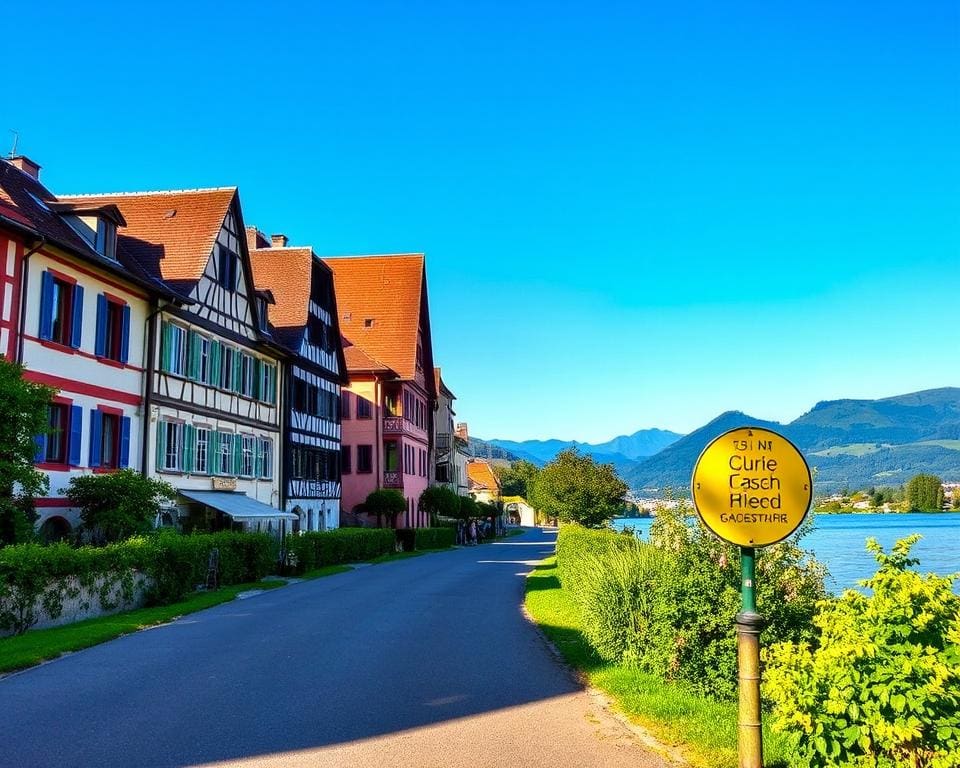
691 427 812 547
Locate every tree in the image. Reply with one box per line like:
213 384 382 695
905 474 945 512
527 449 627 527
364 489 406 528
419 486 460 525
458 494 479 521
495 460 540 498
0 359 55 545
65 469 176 544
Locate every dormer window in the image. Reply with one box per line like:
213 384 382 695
96 218 117 260
256 297 268 330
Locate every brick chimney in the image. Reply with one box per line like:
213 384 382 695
271 233 288 248
8 155 41 180
455 422 469 441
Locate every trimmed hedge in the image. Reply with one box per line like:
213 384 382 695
285 528 396 573
413 527 455 550
0 531 276 634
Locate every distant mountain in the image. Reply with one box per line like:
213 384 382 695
624 388 960 494
467 437 535 464
478 429 683 467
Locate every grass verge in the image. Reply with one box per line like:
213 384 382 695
299 565 353 580
524 557 792 768
0 580 284 675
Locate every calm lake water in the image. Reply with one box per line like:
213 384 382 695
611 512 960 594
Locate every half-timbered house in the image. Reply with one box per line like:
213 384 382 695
247 229 347 532
323 254 437 528
59 188 294 534
433 368 470 496
0 156 175 540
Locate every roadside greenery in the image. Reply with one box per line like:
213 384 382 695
419 486 460 525
285 528 396 573
764 536 960 768
528 449 627 527
556 503 825 700
64 469 177 544
495 460 540 498
364 489 406 528
0 358 55 545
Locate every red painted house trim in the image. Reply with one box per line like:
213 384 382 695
23 334 145 372
23 370 142 406
39 249 149 301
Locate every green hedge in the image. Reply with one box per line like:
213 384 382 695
555 524 636 593
285 528 396 573
413 527 455 549
0 532 276 634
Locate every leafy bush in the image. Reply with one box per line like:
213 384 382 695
419 486 460 525
0 531 276 632
555 501 826 700
364 489 406 527
64 469 177 544
413 527 455 550
764 536 960 768
285 528 396 573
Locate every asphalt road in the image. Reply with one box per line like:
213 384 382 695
0 528 669 768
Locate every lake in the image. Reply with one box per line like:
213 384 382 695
611 511 960 594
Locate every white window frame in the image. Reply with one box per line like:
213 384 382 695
259 438 273 480
217 431 232 476
163 422 182 472
195 428 208 474
241 355 254 398
198 337 211 384
170 325 187 376
240 435 255 478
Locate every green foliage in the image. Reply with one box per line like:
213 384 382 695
906 474 946 512
0 531 276 633
413 527 455 549
528 449 627 528
458 494 479 521
495 460 540 498
364 489 406 526
556 501 826 700
64 469 177 544
284 528 396 573
419 486 460 524
764 536 960 768
0 358 55 545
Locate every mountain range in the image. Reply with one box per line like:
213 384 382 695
475 388 960 495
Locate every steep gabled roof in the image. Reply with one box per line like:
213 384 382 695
0 159 174 297
323 254 433 385
435 367 456 400
467 460 501 492
248 246 314 329
57 188 237 289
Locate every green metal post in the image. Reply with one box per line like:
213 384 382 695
737 545 763 768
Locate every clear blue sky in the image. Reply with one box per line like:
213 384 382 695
5 1 958 442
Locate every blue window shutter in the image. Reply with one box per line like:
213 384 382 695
39 271 54 340
88 409 102 468
120 305 131 364
94 294 107 357
69 406 83 466
70 285 84 349
119 416 131 468
34 432 46 463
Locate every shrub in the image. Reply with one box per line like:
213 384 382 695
365 489 406 527
285 528 396 573
555 524 636 593
419 486 460 525
0 531 277 632
64 469 177 544
413 527 455 550
764 536 960 768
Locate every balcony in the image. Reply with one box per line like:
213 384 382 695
382 415 427 439
436 432 451 451
383 470 403 488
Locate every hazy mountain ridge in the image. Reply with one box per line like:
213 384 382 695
476 429 684 467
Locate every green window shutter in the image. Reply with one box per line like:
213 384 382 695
269 366 277 403
160 322 171 372
232 434 242 476
209 341 221 386
156 422 167 470
182 424 195 473
209 431 220 474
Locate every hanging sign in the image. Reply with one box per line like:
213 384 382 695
691 426 812 547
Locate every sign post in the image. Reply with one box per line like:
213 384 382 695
691 427 812 768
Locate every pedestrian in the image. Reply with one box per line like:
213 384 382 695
469 519 477 545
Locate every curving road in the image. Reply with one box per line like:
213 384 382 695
0 528 669 768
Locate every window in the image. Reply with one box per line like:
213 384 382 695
220 346 234 390
161 322 188 376
195 428 209 474
258 438 273 479
241 355 255 398
259 363 276 403
198 336 210 383
95 295 130 363
39 271 82 348
216 432 233 475
256 297 268 330
341 391 351 419
100 413 118 468
357 397 372 419
341 445 351 474
240 435 255 477
357 445 373 474
88 409 129 470
385 391 400 417
157 421 182 472
217 244 238 291
44 403 69 463
384 441 399 472
96 218 117 260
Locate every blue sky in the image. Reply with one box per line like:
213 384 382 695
4 1 958 441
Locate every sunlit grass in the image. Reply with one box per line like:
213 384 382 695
525 556 793 768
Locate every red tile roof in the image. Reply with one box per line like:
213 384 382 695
248 246 314 328
323 254 430 382
57 188 237 288
467 461 501 492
